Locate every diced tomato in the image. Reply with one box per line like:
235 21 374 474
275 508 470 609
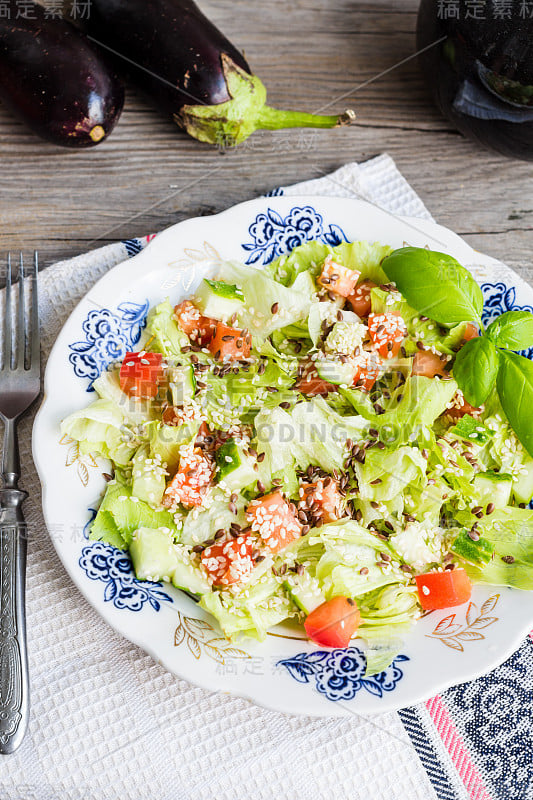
246 491 302 553
119 351 164 399
304 597 361 648
462 323 479 343
346 280 377 318
415 569 472 610
201 532 257 586
445 391 483 420
174 300 217 346
412 349 448 378
299 479 342 523
162 447 214 509
368 312 407 359
194 421 211 445
208 322 251 361
318 256 360 298
296 361 336 396
162 405 181 426
352 351 381 392
161 404 199 429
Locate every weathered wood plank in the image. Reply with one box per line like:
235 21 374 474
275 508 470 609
0 0 531 282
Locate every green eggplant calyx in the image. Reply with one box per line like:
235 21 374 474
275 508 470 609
175 54 355 146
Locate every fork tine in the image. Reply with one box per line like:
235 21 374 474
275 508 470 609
3 253 12 370
16 253 25 370
30 251 39 372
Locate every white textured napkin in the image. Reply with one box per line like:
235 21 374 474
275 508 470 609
0 155 440 800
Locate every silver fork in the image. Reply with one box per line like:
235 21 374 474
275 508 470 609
0 253 40 754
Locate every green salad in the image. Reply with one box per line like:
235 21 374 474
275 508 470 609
62 240 533 674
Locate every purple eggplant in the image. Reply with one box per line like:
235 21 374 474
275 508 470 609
0 7 124 147
84 0 354 146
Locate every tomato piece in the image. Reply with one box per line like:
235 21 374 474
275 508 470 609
412 349 448 378
162 447 214 509
162 405 181 426
296 362 336 396
415 569 472 610
352 351 381 392
201 532 257 586
174 300 216 346
445 391 483 420
368 312 407 359
318 256 360 298
462 322 479 342
346 280 377 318
304 597 361 648
299 479 342 523
119 351 164 399
246 491 302 553
208 322 252 361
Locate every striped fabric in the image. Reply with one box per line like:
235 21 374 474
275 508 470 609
400 636 533 800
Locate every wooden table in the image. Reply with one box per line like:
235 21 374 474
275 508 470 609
0 0 531 281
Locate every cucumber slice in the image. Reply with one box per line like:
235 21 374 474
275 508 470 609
169 364 196 407
451 528 493 566
131 444 166 506
130 526 180 582
216 439 257 491
284 572 325 614
473 470 513 509
315 356 356 386
513 457 533 504
451 415 493 445
172 560 211 594
130 526 210 594
195 278 245 321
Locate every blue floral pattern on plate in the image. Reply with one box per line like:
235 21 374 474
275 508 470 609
481 281 533 359
241 205 348 265
277 647 409 701
68 300 149 389
79 540 173 612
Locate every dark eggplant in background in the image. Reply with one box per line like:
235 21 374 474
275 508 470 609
0 5 124 148
84 0 354 146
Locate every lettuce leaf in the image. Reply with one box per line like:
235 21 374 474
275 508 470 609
60 399 141 466
464 507 533 589
145 300 190 358
90 473 176 548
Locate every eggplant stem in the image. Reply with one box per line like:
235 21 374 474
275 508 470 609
256 106 356 131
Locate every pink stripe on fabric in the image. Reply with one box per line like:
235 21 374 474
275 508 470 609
426 695 493 800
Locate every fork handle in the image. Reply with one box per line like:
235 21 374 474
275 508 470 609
0 487 29 754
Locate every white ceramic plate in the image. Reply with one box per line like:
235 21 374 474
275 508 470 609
33 195 533 716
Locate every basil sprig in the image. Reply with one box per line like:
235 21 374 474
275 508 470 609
382 247 533 456
453 337 500 408
497 352 533 458
381 247 484 327
486 310 533 351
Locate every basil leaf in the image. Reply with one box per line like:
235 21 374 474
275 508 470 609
486 310 533 351
382 247 483 326
452 337 499 407
497 351 533 458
